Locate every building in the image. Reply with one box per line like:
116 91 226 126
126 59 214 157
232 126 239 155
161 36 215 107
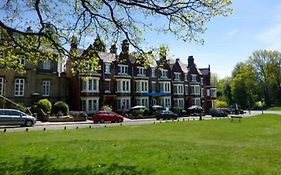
66 39 217 114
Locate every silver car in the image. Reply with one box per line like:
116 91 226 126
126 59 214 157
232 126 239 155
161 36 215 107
0 109 36 127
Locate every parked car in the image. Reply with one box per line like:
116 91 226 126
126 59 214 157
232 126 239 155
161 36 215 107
155 110 178 120
187 105 204 116
217 108 231 114
93 111 124 123
0 109 36 127
210 109 228 117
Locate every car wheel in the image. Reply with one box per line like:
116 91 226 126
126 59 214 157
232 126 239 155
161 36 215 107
99 119 105 123
25 120 33 127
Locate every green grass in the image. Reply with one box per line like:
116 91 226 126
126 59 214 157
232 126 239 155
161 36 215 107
1 115 281 175
267 106 281 110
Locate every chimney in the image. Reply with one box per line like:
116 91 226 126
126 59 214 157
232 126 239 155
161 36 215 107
176 58 180 62
110 43 117 54
121 39 129 54
188 56 194 67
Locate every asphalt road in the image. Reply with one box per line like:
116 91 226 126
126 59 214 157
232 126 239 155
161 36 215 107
0 110 278 133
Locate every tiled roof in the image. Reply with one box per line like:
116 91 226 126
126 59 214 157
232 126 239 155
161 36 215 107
178 60 188 73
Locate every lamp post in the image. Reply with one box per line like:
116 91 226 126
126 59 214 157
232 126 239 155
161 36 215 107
261 98 264 114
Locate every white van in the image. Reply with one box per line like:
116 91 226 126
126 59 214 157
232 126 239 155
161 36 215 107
0 109 36 127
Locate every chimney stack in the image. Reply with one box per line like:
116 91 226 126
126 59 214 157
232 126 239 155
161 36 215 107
188 56 194 67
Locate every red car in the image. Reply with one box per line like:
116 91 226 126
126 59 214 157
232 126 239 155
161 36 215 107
93 111 124 123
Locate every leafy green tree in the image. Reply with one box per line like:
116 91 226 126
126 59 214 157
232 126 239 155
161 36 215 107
231 63 258 109
0 0 232 71
216 77 232 106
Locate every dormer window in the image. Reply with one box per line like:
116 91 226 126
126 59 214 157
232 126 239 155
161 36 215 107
18 55 26 66
191 74 197 82
174 72 181 80
43 60 51 70
118 65 128 75
104 64 111 74
185 74 188 81
137 67 146 76
161 69 168 78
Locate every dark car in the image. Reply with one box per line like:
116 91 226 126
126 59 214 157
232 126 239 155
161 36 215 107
93 111 124 123
0 109 36 127
155 110 178 120
210 109 228 117
217 108 231 114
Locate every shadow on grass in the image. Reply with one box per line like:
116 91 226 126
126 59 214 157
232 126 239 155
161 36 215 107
0 156 153 175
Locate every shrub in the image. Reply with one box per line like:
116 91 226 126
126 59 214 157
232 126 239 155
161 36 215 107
16 103 27 113
52 101 69 116
37 99 52 113
215 100 228 108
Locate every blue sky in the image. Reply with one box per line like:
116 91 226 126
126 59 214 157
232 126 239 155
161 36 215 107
142 0 281 79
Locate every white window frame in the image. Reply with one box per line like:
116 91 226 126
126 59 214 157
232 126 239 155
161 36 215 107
185 85 189 95
201 78 204 85
14 78 24 97
151 67 155 77
117 79 131 93
160 97 171 108
191 74 197 82
173 84 184 95
104 79 111 93
0 53 4 59
118 64 128 75
81 97 99 113
136 97 149 107
151 81 157 92
159 81 170 93
104 64 111 74
135 80 148 93
42 80 51 97
81 77 99 93
174 98 184 109
137 66 146 76
191 85 200 95
174 72 181 80
43 60 51 70
207 89 210 96
161 69 168 78
192 98 201 106
211 88 217 98
184 73 188 81
0 77 4 95
116 97 131 111
18 55 26 66
201 88 204 97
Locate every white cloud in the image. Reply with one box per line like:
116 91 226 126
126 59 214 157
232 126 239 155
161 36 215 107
257 3 281 50
225 29 239 39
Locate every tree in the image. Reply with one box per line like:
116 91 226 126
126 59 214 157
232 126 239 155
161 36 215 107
230 63 258 109
216 77 232 105
0 0 232 72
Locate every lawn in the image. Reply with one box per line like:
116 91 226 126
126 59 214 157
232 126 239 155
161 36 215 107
267 106 281 110
0 115 281 175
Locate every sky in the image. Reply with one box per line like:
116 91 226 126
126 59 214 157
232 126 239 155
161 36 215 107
141 0 281 79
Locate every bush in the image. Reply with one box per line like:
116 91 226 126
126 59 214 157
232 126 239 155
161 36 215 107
215 100 228 108
52 101 69 116
37 99 52 113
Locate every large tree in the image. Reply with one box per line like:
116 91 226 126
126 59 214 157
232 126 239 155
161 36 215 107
0 0 232 72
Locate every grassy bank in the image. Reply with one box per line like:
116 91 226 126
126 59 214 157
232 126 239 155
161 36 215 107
0 114 281 174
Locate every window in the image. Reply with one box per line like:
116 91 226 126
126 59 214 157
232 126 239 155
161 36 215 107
174 72 181 80
185 85 189 95
191 74 197 82
42 80 50 96
173 84 184 95
18 55 26 66
0 53 4 59
104 79 111 93
151 68 155 77
118 65 128 74
151 81 157 92
201 78 204 85
0 77 3 95
81 77 99 92
136 97 149 107
117 79 130 93
201 88 204 97
135 80 148 93
161 69 168 78
211 88 217 98
116 97 131 111
207 89 210 96
159 82 170 93
43 60 51 70
184 74 188 81
104 64 111 74
174 98 184 109
191 85 200 95
14 78 24 96
160 97 171 108
137 67 146 76
81 98 99 113
192 98 201 106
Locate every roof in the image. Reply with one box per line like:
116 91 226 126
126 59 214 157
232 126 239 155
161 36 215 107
177 60 188 73
199 68 210 75
76 48 85 56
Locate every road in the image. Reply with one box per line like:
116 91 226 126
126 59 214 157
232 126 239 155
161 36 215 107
0 110 279 133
